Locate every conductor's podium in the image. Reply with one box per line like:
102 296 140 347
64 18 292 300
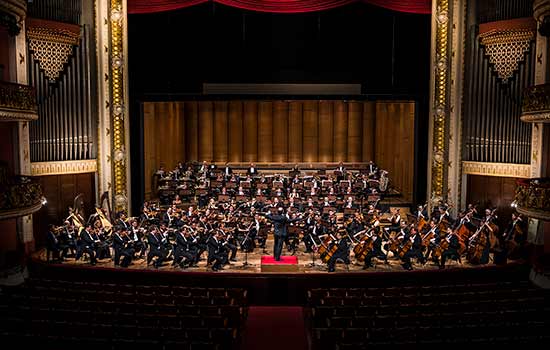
261 256 299 273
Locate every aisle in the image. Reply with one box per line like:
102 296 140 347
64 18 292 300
240 306 309 350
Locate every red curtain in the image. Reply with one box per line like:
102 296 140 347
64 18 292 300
127 0 431 15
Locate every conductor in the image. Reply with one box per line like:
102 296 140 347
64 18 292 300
265 208 303 261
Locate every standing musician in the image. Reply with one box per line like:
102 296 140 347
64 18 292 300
247 162 258 176
439 228 460 269
264 207 303 261
222 161 233 180
327 228 351 272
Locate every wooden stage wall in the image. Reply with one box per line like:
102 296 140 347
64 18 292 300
143 100 415 201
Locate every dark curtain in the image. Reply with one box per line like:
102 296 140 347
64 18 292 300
127 0 431 14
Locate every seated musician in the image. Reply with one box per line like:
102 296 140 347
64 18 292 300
208 230 229 271
310 187 317 196
172 194 183 206
423 220 441 263
129 219 147 258
173 227 198 268
305 197 316 209
439 228 460 269
199 160 209 176
401 227 424 270
503 212 525 259
46 225 68 262
362 227 388 269
112 227 135 268
289 188 300 199
344 196 356 209
91 221 111 260
75 223 97 265
146 227 168 268
116 211 130 230
327 228 351 272
386 208 402 234
219 223 238 262
60 221 77 257
321 197 333 207
415 205 428 221
222 161 232 179
156 165 166 177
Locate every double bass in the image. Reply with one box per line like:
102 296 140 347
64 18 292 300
352 229 374 263
317 233 339 263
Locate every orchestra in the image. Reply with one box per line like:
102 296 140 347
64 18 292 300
46 161 526 273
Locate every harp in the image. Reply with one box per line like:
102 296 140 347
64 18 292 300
96 191 113 232
70 194 86 228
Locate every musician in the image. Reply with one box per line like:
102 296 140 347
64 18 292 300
173 227 198 268
60 221 77 257
423 220 441 263
75 223 97 265
336 161 346 174
265 207 303 261
172 194 183 206
362 228 387 269
344 196 356 209
116 211 130 230
386 208 402 234
46 225 67 262
436 206 452 226
247 162 258 176
415 205 428 221
439 228 460 269
208 230 229 271
219 223 238 262
199 160 209 176
222 161 233 179
503 212 525 259
112 228 134 268
401 227 424 270
327 229 351 272
130 219 147 258
91 224 111 260
146 227 167 268
367 160 378 177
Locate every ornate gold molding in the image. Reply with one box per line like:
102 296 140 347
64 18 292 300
0 81 38 121
31 160 97 176
462 161 531 178
109 0 128 212
521 84 550 123
429 0 450 205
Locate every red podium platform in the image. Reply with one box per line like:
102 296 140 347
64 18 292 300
261 256 299 273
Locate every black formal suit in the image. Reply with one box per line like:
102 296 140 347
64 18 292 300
327 237 351 272
440 234 460 268
113 233 134 267
223 166 233 177
247 166 258 176
75 228 97 265
46 230 67 262
174 232 198 267
207 236 228 271
363 235 387 268
265 213 302 260
402 234 425 269
60 228 77 257
146 232 166 268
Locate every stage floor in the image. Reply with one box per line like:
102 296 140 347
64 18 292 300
34 235 506 274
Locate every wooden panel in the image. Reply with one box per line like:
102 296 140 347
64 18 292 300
228 101 243 162
347 102 362 162
198 101 214 162
272 101 289 162
258 101 273 162
375 101 414 202
362 102 375 162
333 101 348 162
213 101 228 162
466 175 517 228
143 102 156 200
288 101 303 163
185 101 199 161
33 173 95 248
302 101 319 162
243 101 258 162
318 101 334 162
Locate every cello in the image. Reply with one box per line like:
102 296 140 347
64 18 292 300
352 229 374 263
317 233 339 264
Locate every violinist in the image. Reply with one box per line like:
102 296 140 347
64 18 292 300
327 229 351 272
362 227 387 269
146 227 167 268
173 227 198 268
75 223 97 265
60 220 77 257
401 227 424 270
208 230 228 271
116 211 130 230
130 219 147 259
439 228 460 269
112 227 134 268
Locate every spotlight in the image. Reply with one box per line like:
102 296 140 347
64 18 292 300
510 201 517 208
41 197 47 205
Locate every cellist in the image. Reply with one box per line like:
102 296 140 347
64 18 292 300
439 228 461 269
362 227 387 269
327 228 351 272
400 227 424 270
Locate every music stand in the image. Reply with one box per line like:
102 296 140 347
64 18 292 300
236 231 256 269
305 233 323 269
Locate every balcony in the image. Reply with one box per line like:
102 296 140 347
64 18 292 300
0 175 43 220
0 81 38 122
515 177 550 221
521 84 550 123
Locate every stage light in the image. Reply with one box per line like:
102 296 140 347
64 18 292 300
41 197 47 205
510 201 518 208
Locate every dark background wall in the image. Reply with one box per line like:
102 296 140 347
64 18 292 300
127 2 431 211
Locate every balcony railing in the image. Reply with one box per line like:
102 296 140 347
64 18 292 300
0 175 43 220
521 84 550 123
0 81 38 122
515 177 550 221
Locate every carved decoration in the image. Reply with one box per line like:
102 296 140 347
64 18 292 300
31 159 97 176
462 161 531 178
26 18 80 82
479 29 535 82
0 81 38 122
521 83 550 123
515 178 550 221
